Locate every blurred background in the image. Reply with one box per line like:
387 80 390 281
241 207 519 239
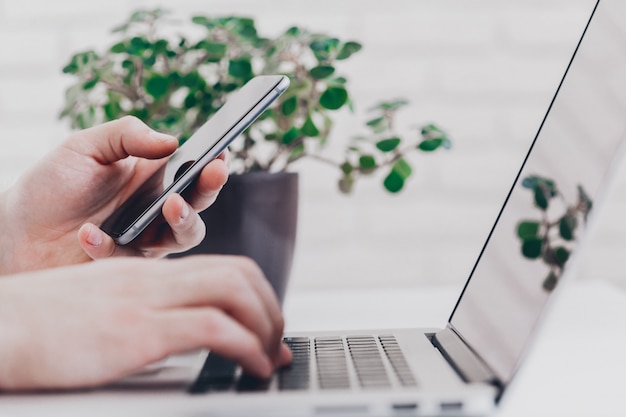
2 0 623 294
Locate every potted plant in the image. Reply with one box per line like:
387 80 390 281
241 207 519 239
60 9 450 300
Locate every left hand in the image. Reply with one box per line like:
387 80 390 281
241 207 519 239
0 116 229 274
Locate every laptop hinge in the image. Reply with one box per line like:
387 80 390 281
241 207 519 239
432 325 501 388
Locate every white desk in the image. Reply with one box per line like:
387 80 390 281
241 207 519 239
2 280 625 417
285 280 626 417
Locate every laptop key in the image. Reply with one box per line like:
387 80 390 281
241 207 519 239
236 373 271 392
378 336 418 387
347 336 391 388
188 352 237 394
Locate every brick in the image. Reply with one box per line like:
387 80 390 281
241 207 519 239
502 4 595 47
0 0 622 291
0 77 64 112
3 0 130 21
0 30 58 66
439 56 570 97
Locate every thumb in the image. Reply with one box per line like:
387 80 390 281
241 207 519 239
67 116 179 164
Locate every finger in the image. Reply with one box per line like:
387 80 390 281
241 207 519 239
66 116 179 164
78 223 144 259
160 194 206 251
154 308 273 378
223 258 285 366
183 158 229 212
217 148 231 165
278 342 293 368
135 257 277 355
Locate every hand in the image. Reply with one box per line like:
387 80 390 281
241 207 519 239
0 255 292 391
0 116 229 274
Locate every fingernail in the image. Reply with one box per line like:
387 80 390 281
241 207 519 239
179 201 190 222
149 130 178 144
259 356 273 378
86 226 103 247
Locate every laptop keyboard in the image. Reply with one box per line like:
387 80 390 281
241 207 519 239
189 335 416 394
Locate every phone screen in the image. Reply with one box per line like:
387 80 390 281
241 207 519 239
100 75 289 244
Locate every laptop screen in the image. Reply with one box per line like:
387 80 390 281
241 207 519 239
449 0 626 384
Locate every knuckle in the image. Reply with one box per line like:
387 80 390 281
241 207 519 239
223 270 253 297
187 218 206 246
117 115 143 128
235 256 263 279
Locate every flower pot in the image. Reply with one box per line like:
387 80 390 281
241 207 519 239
169 172 298 304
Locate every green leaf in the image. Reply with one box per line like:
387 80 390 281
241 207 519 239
543 247 569 267
110 41 128 54
336 41 362 60
521 238 543 259
145 74 170 99
288 143 306 162
129 36 150 56
319 87 348 110
281 96 297 116
111 23 129 34
578 185 593 220
143 54 156 67
103 94 122 121
129 107 149 121
524 176 557 198
301 116 320 137
228 59 253 80
285 26 300 36
366 116 388 133
184 93 197 109
418 138 444 152
328 76 347 86
359 155 376 171
543 271 558 292
341 161 353 175
371 99 409 111
339 174 355 194
309 65 335 79
82 76 99 90
191 15 212 27
553 247 570 267
533 187 549 210
198 41 227 60
153 39 168 54
375 137 401 152
383 170 404 193
309 37 339 62
559 215 577 241
62 62 79 74
121 59 135 71
392 158 412 179
181 71 202 89
517 221 541 239
281 127 299 145
230 17 258 39
522 176 537 189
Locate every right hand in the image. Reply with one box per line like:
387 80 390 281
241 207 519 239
0 255 292 391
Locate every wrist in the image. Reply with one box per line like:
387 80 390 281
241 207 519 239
0 189 15 275
0 279 27 390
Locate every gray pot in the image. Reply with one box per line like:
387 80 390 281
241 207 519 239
170 172 298 304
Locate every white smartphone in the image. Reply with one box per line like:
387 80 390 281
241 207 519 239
100 75 290 245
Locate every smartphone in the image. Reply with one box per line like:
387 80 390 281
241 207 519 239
100 75 290 245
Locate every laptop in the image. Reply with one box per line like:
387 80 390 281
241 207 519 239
4 0 625 415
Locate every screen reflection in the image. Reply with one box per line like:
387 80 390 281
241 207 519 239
450 0 626 383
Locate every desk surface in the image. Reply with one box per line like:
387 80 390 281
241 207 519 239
2 280 625 417
285 280 626 417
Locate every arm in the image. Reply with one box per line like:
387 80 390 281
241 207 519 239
0 255 291 390
0 116 229 274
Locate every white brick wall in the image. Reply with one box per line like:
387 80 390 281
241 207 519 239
3 0 621 292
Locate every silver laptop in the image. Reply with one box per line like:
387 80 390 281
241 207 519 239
6 0 626 416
